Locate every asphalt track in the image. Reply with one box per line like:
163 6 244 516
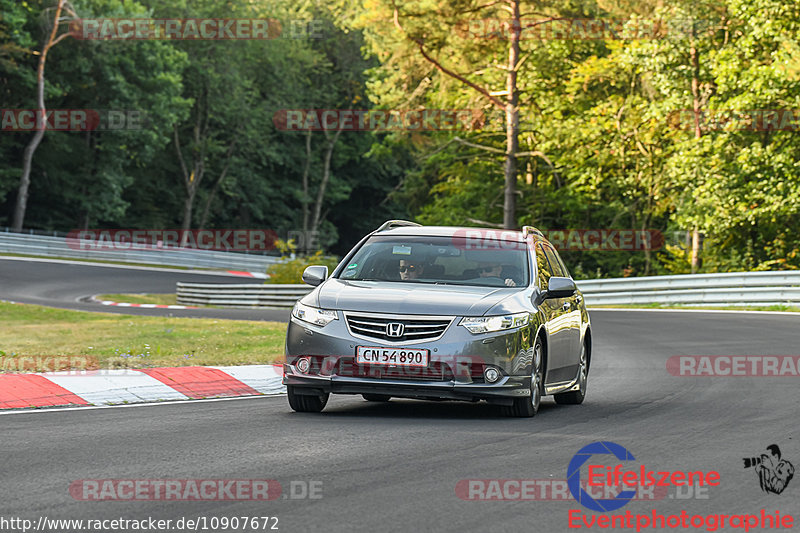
3 308 799 532
0 257 290 321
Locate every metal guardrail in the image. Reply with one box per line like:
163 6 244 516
577 271 800 307
175 271 800 309
0 229 279 271
177 283 312 308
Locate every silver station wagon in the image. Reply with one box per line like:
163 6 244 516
283 221 592 417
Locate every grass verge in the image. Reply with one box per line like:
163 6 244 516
0 301 286 370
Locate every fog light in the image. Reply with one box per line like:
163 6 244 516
296 357 312 373
484 367 501 383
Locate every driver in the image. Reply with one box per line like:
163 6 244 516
478 263 516 287
399 259 425 281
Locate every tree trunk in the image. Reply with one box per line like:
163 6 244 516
301 129 312 240
198 187 215 232
181 192 195 246
198 138 238 230
691 228 701 274
174 85 210 247
503 0 521 230
689 40 703 273
310 128 343 239
12 0 67 231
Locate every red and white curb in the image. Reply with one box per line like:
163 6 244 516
97 300 198 310
0 365 285 410
227 270 268 279
87 294 198 309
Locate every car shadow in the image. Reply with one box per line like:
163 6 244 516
314 397 559 420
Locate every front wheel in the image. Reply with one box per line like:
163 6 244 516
287 386 329 413
503 337 544 418
554 340 588 405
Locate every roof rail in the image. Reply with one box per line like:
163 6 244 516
522 225 544 238
375 220 422 232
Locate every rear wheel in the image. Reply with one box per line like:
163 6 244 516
362 394 391 402
287 386 329 413
554 340 588 405
503 337 543 418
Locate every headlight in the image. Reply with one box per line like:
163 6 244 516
292 302 338 327
460 312 529 334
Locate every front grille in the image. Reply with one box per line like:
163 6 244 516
336 358 453 381
345 313 453 343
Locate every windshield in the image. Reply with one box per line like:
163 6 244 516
337 235 529 287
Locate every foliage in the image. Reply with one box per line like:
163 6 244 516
2 0 800 277
264 238 340 284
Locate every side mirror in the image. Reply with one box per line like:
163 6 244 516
545 276 577 299
301 265 329 286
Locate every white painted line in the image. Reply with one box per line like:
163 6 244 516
0 255 252 276
0 394 283 416
43 370 190 405
212 365 285 395
588 307 800 316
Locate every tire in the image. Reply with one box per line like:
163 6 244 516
503 337 544 417
554 339 588 405
287 386 329 413
362 394 391 402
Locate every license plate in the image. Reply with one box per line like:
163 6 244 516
356 346 429 367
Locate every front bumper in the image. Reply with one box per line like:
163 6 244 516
284 313 535 404
283 364 531 404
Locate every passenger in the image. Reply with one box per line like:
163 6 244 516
477 262 517 287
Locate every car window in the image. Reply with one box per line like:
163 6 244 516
552 248 571 279
544 244 569 278
338 235 529 287
535 243 552 289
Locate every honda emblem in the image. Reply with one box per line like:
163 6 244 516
386 323 405 338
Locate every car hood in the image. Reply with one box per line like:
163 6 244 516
313 279 519 316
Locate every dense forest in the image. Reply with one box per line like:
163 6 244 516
2 0 799 278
